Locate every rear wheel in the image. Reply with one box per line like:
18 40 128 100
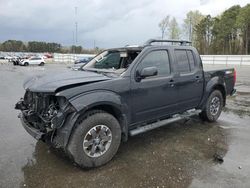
24 62 29 66
200 90 223 122
67 110 121 168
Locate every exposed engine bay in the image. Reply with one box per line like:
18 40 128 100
15 91 72 133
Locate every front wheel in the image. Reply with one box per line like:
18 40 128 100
39 62 44 66
200 90 223 122
67 110 121 168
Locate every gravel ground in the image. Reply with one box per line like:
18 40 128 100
0 63 250 188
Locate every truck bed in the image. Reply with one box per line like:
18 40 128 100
204 68 235 96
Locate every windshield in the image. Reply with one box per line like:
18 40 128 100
83 50 140 74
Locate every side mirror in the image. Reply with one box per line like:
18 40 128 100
136 66 158 81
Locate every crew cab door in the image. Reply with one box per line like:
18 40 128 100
130 49 179 124
173 49 204 110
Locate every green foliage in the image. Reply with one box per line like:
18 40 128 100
158 16 180 40
211 5 241 54
168 17 180 39
27 41 61 52
236 4 250 54
0 40 26 52
236 4 250 30
0 40 96 54
183 10 204 44
194 15 214 54
0 40 62 53
158 4 250 54
190 4 250 55
159 15 170 39
71 45 82 54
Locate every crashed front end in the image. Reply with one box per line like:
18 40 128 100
15 90 75 145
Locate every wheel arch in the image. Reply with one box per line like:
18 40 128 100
56 91 129 150
81 104 128 142
212 84 226 106
199 76 227 109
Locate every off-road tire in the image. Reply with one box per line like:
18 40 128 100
67 110 121 168
200 90 223 122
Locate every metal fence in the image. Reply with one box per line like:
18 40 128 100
53 53 95 63
201 55 250 66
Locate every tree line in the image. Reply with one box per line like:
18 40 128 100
159 4 250 55
0 40 98 54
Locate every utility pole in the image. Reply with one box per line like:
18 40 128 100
75 6 78 45
72 31 74 53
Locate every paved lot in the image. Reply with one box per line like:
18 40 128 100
0 63 250 188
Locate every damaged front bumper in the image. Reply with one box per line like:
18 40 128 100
18 113 45 140
15 97 79 149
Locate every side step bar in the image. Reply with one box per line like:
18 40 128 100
129 109 201 136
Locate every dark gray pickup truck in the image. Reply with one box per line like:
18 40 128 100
15 39 236 168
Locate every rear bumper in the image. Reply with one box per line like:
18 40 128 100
19 113 45 140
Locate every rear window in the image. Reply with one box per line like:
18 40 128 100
187 50 195 71
175 50 196 73
175 50 189 73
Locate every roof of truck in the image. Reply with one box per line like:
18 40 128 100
107 39 192 52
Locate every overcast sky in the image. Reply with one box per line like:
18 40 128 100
0 0 249 48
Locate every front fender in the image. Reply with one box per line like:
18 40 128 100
68 90 126 113
54 90 129 149
69 90 130 141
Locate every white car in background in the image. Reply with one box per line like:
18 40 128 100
20 57 45 66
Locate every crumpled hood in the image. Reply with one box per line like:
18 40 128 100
23 70 111 93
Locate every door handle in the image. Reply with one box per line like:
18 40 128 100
195 75 201 83
169 79 175 87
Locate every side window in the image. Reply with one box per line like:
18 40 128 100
175 50 190 73
187 50 195 71
137 50 170 77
